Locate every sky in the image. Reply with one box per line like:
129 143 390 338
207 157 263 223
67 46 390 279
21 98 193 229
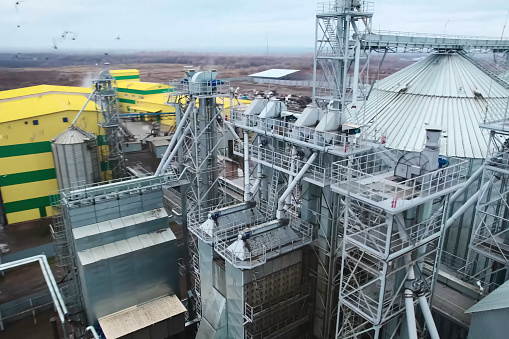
0 0 508 54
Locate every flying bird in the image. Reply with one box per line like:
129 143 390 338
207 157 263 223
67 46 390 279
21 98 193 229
61 31 77 41
15 1 26 12
116 36 121 40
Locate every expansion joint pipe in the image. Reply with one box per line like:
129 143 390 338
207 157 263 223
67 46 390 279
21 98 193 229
276 152 317 219
155 102 195 175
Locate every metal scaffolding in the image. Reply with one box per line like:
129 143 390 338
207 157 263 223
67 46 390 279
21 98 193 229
158 71 232 319
313 0 373 116
463 106 509 292
332 149 467 338
94 71 127 180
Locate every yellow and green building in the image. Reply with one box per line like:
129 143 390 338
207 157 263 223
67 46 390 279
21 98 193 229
110 69 176 126
0 85 100 225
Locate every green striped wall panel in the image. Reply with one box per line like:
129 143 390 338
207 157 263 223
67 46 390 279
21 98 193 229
0 168 56 186
117 87 173 95
113 75 140 80
0 141 51 158
3 194 59 214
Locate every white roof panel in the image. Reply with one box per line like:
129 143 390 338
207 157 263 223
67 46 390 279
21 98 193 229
357 53 509 159
98 294 186 339
248 69 299 78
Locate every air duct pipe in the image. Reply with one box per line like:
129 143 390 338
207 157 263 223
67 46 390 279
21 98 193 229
157 124 192 174
276 152 317 219
351 41 361 118
244 132 250 201
155 102 195 175
71 89 96 126
417 294 440 339
86 326 100 339
225 121 241 141
448 164 485 205
286 147 297 205
249 140 264 197
394 214 419 339
446 178 493 229
394 214 439 339
250 164 263 197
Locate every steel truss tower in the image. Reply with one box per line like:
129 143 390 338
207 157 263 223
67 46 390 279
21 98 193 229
94 71 126 180
158 71 231 317
332 150 467 338
313 0 373 115
464 106 509 292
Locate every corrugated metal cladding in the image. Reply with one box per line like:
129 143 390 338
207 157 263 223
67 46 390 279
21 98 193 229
468 309 509 339
466 279 509 313
51 127 101 190
357 53 509 159
466 280 509 338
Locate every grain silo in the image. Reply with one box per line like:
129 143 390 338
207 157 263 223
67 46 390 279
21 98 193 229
51 126 101 190
356 52 509 264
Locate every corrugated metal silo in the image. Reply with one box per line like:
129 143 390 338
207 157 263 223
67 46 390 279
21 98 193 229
51 126 101 190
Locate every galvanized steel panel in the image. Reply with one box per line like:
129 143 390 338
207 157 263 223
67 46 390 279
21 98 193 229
77 229 179 324
357 54 509 159
467 279 509 313
225 262 245 339
468 309 509 339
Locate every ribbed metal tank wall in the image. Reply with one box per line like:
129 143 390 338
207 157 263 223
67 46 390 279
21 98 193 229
51 126 101 190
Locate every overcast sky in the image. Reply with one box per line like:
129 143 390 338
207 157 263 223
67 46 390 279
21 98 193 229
1 0 508 53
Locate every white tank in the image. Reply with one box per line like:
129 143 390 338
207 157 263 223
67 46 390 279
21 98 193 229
51 127 101 190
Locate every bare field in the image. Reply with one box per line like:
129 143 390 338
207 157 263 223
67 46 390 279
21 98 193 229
0 52 416 94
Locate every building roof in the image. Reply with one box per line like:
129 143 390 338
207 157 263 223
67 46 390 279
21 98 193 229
248 69 299 78
77 228 176 265
0 85 92 101
52 126 96 144
357 53 509 158
466 279 509 313
98 294 186 339
0 93 96 124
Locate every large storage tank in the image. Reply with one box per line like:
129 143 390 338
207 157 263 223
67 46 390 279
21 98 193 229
51 126 101 190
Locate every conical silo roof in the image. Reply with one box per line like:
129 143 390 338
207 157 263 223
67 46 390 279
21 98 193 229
52 126 96 144
358 53 509 158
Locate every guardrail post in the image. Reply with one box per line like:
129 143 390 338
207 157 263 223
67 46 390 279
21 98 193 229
30 298 36 325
